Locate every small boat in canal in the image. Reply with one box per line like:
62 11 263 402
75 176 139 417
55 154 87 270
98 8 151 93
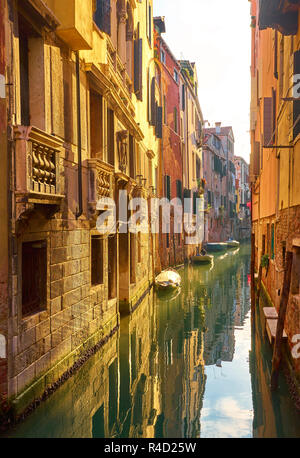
191 254 214 265
155 269 181 292
205 242 227 252
226 239 240 249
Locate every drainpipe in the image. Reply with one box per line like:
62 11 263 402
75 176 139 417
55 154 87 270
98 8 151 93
76 51 83 219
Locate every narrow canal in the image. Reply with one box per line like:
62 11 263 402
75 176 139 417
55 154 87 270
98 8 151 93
5 245 300 438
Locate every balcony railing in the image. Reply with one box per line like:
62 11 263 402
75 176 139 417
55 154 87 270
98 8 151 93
14 126 64 219
88 158 114 216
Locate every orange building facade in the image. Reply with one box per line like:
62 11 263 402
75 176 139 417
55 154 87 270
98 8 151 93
250 0 300 385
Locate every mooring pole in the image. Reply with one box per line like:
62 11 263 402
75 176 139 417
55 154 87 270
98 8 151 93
251 232 256 327
270 251 293 391
256 234 266 306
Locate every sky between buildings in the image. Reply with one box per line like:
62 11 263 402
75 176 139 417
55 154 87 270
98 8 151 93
153 0 251 163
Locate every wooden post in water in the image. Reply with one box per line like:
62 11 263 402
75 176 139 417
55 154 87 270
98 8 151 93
256 234 266 306
270 251 293 391
251 233 256 326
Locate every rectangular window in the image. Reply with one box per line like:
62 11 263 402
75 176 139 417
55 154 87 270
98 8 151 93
174 69 179 84
293 49 300 140
129 135 135 178
94 0 111 35
155 105 163 139
148 4 152 46
107 108 115 165
263 97 273 146
160 49 166 65
91 236 104 286
271 224 275 260
165 175 171 200
22 240 47 317
90 91 103 159
174 107 178 133
134 34 143 100
19 20 30 126
176 180 182 200
196 156 201 179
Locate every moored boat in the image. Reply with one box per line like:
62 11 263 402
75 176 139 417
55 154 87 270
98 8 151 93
155 269 181 291
205 242 227 252
191 254 214 265
226 240 240 248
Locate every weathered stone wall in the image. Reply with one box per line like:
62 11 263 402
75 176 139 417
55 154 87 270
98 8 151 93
254 205 300 374
9 217 119 400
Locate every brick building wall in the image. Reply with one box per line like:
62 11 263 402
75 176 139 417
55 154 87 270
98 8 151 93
158 36 184 269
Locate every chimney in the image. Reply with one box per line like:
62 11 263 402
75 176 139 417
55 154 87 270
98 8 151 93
215 122 221 134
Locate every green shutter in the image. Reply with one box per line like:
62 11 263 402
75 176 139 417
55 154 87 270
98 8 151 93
165 175 171 200
156 105 163 139
150 77 156 126
134 38 143 100
271 224 275 260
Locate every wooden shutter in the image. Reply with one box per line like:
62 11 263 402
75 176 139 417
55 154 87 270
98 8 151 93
272 88 276 143
176 180 182 199
184 188 191 213
156 105 163 139
165 175 171 200
134 38 143 100
193 192 198 215
148 5 152 45
207 190 211 205
253 141 260 176
274 30 278 79
263 97 273 146
129 135 135 178
94 0 111 35
182 84 185 111
150 77 156 126
293 49 300 139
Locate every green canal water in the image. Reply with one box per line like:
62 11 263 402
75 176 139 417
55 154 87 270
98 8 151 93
5 244 300 438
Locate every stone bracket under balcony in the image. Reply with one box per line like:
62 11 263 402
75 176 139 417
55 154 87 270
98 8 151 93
14 126 64 221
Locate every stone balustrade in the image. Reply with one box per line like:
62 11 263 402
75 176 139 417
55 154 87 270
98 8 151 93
88 159 114 217
14 126 64 219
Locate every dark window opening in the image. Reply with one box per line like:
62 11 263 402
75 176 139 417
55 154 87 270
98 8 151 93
92 404 105 438
94 0 111 35
165 175 171 201
166 233 169 249
130 233 136 284
90 91 103 159
129 135 135 178
196 156 201 180
108 235 117 299
174 107 178 133
19 22 30 126
91 236 104 286
22 240 47 317
108 359 118 432
107 108 115 166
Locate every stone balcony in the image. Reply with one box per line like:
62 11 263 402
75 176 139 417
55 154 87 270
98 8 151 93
87 158 115 219
14 126 64 220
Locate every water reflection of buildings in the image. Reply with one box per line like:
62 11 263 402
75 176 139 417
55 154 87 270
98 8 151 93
156 271 206 438
190 250 251 367
250 304 300 439
118 290 160 438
